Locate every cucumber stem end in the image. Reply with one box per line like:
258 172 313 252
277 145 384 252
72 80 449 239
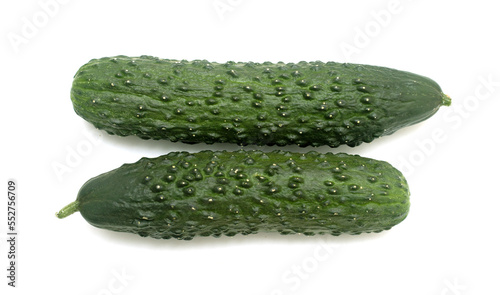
56 201 80 219
442 93 452 106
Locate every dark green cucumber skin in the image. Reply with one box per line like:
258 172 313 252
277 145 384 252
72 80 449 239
74 150 410 240
71 55 449 147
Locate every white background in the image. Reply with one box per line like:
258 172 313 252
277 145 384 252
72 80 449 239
1 0 499 294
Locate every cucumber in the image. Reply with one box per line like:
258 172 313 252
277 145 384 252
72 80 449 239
56 150 410 240
71 55 450 147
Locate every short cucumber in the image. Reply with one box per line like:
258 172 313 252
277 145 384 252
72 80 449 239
56 150 410 240
71 55 450 147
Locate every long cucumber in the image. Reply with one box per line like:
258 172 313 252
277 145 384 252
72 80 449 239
56 150 410 240
71 55 450 147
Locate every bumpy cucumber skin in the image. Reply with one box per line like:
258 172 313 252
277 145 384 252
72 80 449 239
71 55 449 147
74 150 410 240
